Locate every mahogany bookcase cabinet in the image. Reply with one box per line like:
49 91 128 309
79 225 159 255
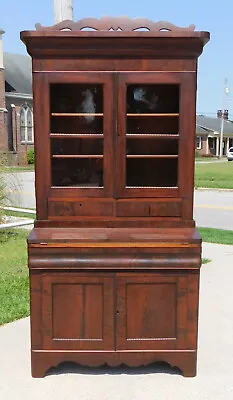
21 17 209 378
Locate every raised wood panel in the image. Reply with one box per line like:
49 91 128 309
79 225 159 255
126 282 176 339
116 274 188 350
48 199 113 217
116 200 181 217
52 283 103 340
53 283 86 339
41 274 114 350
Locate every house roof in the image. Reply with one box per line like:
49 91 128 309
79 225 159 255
3 52 32 94
196 125 210 134
196 115 233 135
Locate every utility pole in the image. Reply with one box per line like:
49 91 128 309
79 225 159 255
219 78 229 158
54 0 73 24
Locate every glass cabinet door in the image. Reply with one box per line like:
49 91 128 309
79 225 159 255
117 73 189 198
47 73 114 197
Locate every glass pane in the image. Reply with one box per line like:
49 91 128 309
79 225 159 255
20 109 26 127
127 116 179 135
27 127 33 142
126 158 178 187
51 138 103 155
51 116 103 134
127 84 179 114
50 84 103 134
51 84 103 113
126 138 178 156
51 158 103 187
20 126 26 142
27 109 33 127
126 84 179 135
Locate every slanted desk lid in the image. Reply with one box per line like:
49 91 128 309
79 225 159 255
27 227 201 246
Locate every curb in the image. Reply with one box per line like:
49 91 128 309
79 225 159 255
195 188 233 192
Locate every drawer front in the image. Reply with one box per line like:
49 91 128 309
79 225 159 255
48 199 113 217
116 200 181 217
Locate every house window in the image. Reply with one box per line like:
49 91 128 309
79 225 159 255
196 136 202 150
20 104 34 144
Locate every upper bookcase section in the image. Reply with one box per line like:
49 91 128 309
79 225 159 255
20 16 210 59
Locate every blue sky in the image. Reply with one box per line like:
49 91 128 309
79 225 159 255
1 0 233 117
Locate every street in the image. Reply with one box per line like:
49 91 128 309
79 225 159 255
4 171 233 230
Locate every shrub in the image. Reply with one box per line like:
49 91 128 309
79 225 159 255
27 149 35 165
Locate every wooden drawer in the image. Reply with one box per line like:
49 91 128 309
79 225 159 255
116 200 181 217
48 199 113 217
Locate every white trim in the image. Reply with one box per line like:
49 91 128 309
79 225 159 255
6 92 33 100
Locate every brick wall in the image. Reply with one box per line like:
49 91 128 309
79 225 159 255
196 135 212 156
0 67 8 150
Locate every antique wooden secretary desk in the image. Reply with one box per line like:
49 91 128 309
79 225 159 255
21 17 209 378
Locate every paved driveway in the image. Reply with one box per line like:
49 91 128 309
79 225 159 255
0 242 233 399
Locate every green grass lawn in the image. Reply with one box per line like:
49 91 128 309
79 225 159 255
3 209 36 220
195 161 233 189
0 229 30 326
198 227 233 245
4 165 34 173
195 157 218 162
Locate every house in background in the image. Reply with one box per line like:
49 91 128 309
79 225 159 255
0 28 33 165
196 111 233 156
1 28 233 164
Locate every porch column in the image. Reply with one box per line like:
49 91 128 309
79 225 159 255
226 137 229 152
216 136 219 156
206 136 209 155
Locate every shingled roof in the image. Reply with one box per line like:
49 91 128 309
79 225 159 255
196 115 233 135
3 52 32 94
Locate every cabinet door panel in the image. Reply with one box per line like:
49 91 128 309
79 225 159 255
116 274 188 350
41 274 114 350
34 72 114 219
116 72 196 206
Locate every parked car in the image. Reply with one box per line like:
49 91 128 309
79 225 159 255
226 147 233 161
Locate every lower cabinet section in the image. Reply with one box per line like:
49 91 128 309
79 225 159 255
30 270 199 377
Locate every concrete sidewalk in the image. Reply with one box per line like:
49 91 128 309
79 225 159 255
0 242 233 400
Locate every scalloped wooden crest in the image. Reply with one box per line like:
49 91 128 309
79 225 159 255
35 17 195 32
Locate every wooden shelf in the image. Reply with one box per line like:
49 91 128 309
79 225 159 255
126 155 178 158
127 113 179 117
126 134 179 138
52 154 104 159
51 113 103 117
50 133 103 138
